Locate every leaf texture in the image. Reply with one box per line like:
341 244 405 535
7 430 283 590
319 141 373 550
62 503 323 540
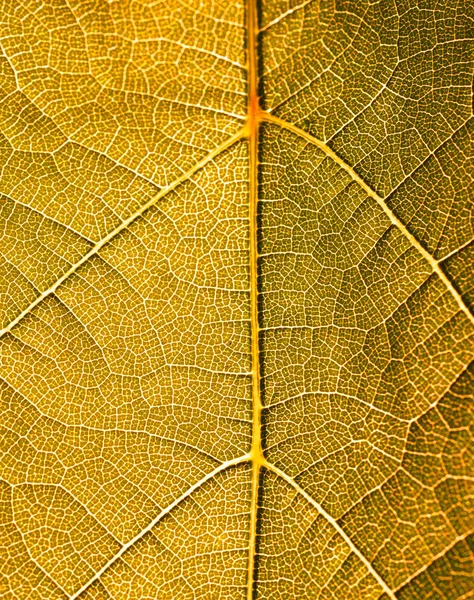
0 1 473 599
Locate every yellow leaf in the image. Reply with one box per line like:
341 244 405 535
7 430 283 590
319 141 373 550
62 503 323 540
0 1 473 599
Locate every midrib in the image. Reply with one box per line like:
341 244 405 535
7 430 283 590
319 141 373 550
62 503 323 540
245 0 263 597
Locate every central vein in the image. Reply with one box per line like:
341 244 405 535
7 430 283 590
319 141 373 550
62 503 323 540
246 0 263 597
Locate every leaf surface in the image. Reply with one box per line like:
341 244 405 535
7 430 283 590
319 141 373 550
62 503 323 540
0 1 473 599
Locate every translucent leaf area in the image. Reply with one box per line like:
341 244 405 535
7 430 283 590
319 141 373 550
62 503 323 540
0 1 473 599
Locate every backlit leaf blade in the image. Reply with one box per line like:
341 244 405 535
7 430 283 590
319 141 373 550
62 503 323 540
0 0 472 598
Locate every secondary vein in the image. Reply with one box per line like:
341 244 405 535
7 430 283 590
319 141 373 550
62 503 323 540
0 129 245 340
262 112 474 328
263 459 398 600
68 454 250 600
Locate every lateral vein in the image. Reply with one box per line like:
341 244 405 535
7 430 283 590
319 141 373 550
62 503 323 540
69 454 251 600
0 129 245 340
263 460 398 600
261 112 474 328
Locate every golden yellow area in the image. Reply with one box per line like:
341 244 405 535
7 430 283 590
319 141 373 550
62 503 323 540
0 0 473 599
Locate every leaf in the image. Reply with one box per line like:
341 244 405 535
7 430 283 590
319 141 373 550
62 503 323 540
0 0 473 599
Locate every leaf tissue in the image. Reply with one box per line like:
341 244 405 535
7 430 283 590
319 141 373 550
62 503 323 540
0 0 473 598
